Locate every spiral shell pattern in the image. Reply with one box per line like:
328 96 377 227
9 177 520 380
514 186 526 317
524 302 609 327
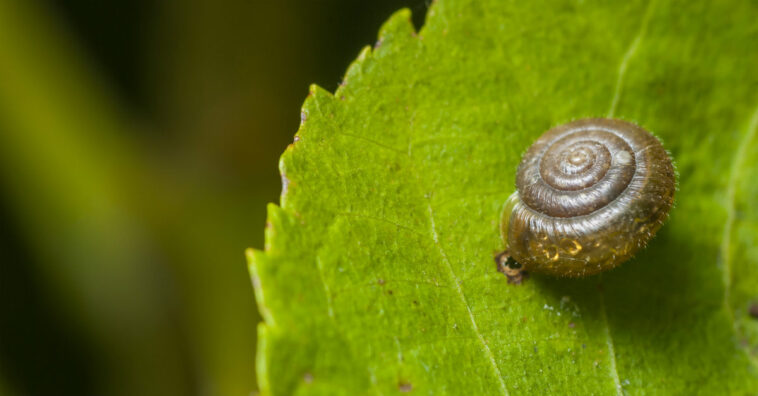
501 118 675 277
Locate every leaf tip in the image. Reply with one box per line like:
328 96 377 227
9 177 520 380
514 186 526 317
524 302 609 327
245 247 256 262
307 83 333 100
356 45 372 62
378 8 417 42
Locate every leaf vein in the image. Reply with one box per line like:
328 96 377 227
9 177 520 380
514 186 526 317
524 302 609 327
607 0 656 118
598 286 623 396
335 211 427 238
426 202 510 396
598 3 658 391
334 131 406 154
720 101 758 365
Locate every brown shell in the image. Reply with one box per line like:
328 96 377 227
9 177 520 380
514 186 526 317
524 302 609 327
501 118 675 277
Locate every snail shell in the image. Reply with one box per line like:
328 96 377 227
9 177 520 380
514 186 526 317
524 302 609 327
501 118 675 277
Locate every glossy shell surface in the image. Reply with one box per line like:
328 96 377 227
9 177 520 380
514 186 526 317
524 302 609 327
501 118 675 277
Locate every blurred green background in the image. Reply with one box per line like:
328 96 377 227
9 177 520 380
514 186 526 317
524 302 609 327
0 0 425 395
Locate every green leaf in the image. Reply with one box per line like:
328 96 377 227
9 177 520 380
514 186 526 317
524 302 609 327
728 110 758 366
249 0 758 394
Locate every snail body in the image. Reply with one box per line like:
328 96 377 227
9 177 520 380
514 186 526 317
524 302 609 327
501 118 675 277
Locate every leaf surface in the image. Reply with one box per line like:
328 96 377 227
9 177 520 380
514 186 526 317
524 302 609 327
249 1 758 394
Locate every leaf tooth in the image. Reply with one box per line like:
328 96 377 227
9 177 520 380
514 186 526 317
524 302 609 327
297 84 336 126
247 248 277 329
356 45 372 62
307 83 335 101
255 323 272 395
280 83 337 204
248 202 300 331
299 83 337 125
335 9 420 102
377 8 417 45
335 45 374 99
297 84 336 131
263 203 293 253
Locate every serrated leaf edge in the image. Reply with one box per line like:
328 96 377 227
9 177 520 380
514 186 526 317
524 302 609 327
248 8 421 394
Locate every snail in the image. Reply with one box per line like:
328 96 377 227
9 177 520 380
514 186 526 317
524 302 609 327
497 118 675 279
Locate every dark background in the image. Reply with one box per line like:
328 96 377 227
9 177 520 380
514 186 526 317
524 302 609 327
0 1 426 395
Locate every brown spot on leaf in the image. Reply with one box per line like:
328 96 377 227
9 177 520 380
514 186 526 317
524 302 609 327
303 372 313 384
749 303 758 319
398 381 412 393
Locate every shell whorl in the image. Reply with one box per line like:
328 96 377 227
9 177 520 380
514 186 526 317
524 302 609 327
501 118 676 277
